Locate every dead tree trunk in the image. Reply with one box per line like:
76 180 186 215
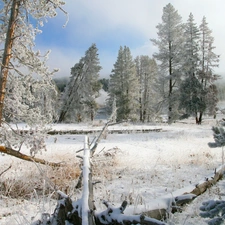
0 0 20 126
82 136 96 225
33 135 169 225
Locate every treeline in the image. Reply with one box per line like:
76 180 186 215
52 4 220 124
14 3 218 125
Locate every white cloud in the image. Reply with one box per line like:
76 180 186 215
45 47 81 78
44 0 225 77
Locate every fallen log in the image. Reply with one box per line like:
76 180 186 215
47 128 162 135
34 194 168 225
133 167 224 221
190 168 223 196
95 200 167 225
0 146 61 167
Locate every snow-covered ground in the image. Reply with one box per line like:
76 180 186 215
1 116 225 224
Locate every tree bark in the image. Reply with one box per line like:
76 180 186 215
198 112 203 124
0 0 20 126
168 41 173 124
0 146 61 167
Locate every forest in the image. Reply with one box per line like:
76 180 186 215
54 4 220 125
0 1 225 225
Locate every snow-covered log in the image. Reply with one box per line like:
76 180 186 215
33 135 169 225
48 128 162 135
130 167 224 220
95 200 167 225
130 193 196 221
82 136 95 225
190 168 223 196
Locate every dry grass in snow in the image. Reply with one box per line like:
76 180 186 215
0 117 225 224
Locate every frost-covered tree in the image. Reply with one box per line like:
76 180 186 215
182 13 200 77
180 14 219 123
179 13 204 123
58 44 102 122
151 3 184 123
199 16 220 118
108 46 139 121
135 56 159 122
179 76 206 123
99 78 109 92
0 0 66 155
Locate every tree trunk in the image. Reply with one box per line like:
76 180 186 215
195 112 202 125
198 112 203 124
139 96 143 122
195 116 199 124
0 0 20 126
168 41 173 123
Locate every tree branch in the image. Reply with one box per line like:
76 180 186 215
0 163 12 176
0 146 61 167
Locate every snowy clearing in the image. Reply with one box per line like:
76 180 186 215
1 117 225 224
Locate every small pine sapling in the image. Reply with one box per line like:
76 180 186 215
208 124 225 175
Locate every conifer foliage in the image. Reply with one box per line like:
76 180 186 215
179 14 219 124
58 44 102 122
199 16 220 119
151 4 219 123
108 46 139 121
135 56 159 122
179 13 204 124
151 3 184 123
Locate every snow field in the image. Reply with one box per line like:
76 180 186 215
0 119 225 224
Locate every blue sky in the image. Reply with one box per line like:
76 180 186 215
35 0 225 79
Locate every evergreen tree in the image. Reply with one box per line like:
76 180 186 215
99 78 109 92
0 0 65 155
151 3 184 123
179 13 203 123
58 44 102 122
179 76 206 121
182 13 200 77
108 46 139 121
135 56 159 122
180 14 219 123
199 16 220 118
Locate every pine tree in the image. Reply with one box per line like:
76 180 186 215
182 13 200 77
58 44 102 122
179 13 203 123
0 0 65 155
135 56 159 122
199 16 220 118
179 76 206 121
108 46 139 121
180 14 219 123
151 3 184 123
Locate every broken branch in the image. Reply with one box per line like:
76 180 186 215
0 146 61 167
